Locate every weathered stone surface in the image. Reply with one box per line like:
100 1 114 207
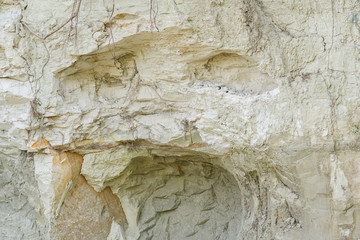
82 150 243 239
2 0 360 239
33 151 128 239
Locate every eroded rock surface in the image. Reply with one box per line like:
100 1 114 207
1 0 360 239
82 149 243 240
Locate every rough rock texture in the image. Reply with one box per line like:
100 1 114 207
82 149 243 240
2 0 360 239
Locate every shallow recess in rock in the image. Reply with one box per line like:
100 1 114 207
82 150 243 240
191 53 276 95
118 156 242 240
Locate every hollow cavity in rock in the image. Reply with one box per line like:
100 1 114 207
110 156 242 240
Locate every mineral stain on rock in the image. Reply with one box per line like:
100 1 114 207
52 152 127 240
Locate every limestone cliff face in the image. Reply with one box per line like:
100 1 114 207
1 0 360 239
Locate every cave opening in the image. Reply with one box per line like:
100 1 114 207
110 155 243 240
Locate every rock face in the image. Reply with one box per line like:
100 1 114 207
1 0 360 239
82 149 243 239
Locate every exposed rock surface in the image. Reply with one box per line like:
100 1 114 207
1 0 360 239
82 149 243 240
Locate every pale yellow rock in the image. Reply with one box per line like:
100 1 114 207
2 0 360 239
